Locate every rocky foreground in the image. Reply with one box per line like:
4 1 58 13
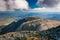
0 25 60 40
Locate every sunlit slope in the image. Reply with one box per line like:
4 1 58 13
0 18 14 26
17 17 60 31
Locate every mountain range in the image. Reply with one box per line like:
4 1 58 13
0 17 60 34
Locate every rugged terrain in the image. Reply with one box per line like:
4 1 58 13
0 17 60 34
0 24 60 40
0 17 60 40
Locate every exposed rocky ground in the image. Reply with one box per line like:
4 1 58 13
0 17 60 40
0 25 60 40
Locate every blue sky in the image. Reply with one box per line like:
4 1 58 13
26 0 38 8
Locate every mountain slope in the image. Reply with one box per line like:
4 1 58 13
0 17 39 34
0 17 60 34
0 25 60 40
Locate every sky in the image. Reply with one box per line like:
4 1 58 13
26 0 60 12
26 0 38 8
15 0 60 12
0 0 60 12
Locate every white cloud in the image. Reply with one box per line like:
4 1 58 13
31 7 60 12
30 0 60 12
15 0 29 10
0 0 7 11
0 0 29 11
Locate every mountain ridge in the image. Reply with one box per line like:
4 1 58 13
0 17 60 34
